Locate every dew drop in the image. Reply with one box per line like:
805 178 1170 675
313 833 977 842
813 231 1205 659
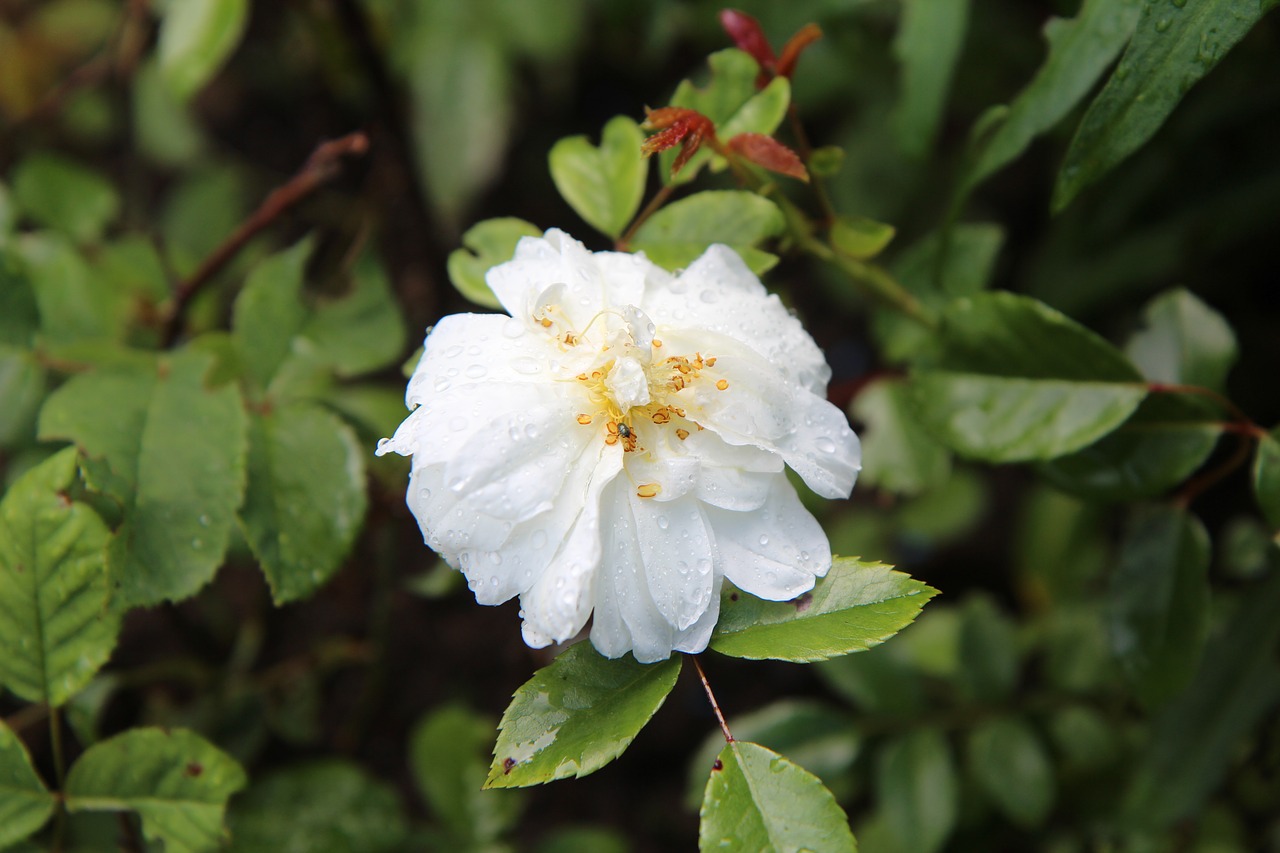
531 530 548 548
465 364 487 379
449 416 469 432
417 487 432 501
699 289 720 304
376 437 392 452
511 356 541 375
191 538 204 550
198 514 210 527
489 552 503 566
502 318 526 338
524 424 539 440
657 515 669 530
467 344 482 356
758 534 769 546
434 378 452 392
444 344 464 358
815 436 837 453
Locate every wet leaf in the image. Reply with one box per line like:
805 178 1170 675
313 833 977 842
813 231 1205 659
630 190 783 274
0 447 119 706
1054 0 1277 209
699 740 855 853
892 0 970 158
1108 504 1211 706
909 293 1147 461
239 403 367 604
1125 288 1238 392
38 350 248 606
486 642 680 787
65 728 247 853
711 558 937 662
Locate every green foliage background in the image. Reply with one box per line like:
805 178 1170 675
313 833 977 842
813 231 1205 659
1 0 1279 850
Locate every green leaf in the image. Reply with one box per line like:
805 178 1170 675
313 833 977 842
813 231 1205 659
1125 288 1238 392
908 293 1148 462
0 447 119 706
849 376 951 496
65 728 247 853
1121 569 1280 829
966 717 1055 828
0 720 55 848
156 0 249 100
1037 394 1220 501
300 254 408 378
227 760 408 853
38 350 248 607
405 33 512 225
817 644 928 716
550 116 647 239
231 238 313 392
239 403 367 604
891 0 970 158
1254 429 1280 531
876 727 958 853
133 58 207 167
10 153 119 244
830 215 897 261
0 251 39 347
686 700 859 809
411 705 523 845
959 0 1143 193
710 558 937 662
1053 0 1276 210
1108 504 1211 706
538 827 629 853
630 191 784 274
661 50 790 184
17 234 119 346
0 346 45 448
957 593 1019 703
486 642 680 788
446 217 541 310
699 740 855 853
873 223 1003 363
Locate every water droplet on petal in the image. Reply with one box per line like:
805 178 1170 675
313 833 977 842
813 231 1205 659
815 436 837 453
524 424 539 439
657 515 669 530
465 364 487 379
758 534 769 546
434 378 451 392
700 289 719 304
511 356 541 375
450 416 469 432
531 530 548 549
503 318 526 338
444 344 464 358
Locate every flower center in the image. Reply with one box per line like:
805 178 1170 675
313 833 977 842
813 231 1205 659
532 298 728 463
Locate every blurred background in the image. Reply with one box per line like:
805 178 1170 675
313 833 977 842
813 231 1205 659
2 0 1279 850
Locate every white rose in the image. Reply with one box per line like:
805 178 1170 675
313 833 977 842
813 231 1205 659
378 230 860 662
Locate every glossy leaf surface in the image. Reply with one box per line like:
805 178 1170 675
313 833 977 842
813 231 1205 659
1108 505 1211 706
711 559 936 662
38 350 248 606
699 740 855 853
1054 0 1278 209
0 447 119 706
630 191 783 274
66 728 247 853
447 217 542 310
486 642 680 787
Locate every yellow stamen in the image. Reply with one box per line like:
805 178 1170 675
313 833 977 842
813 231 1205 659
716 379 729 390
577 414 592 425
636 483 662 499
676 428 690 440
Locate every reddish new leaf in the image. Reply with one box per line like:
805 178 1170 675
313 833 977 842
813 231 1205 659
642 107 717 178
728 133 809 181
776 24 823 79
720 9 776 85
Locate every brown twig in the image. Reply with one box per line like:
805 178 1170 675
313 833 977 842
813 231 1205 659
692 655 734 743
160 130 371 345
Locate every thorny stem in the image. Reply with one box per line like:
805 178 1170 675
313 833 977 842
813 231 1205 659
617 183 676 251
692 656 734 743
160 131 371 346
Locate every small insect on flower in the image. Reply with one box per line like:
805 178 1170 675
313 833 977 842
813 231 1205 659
377 230 861 663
